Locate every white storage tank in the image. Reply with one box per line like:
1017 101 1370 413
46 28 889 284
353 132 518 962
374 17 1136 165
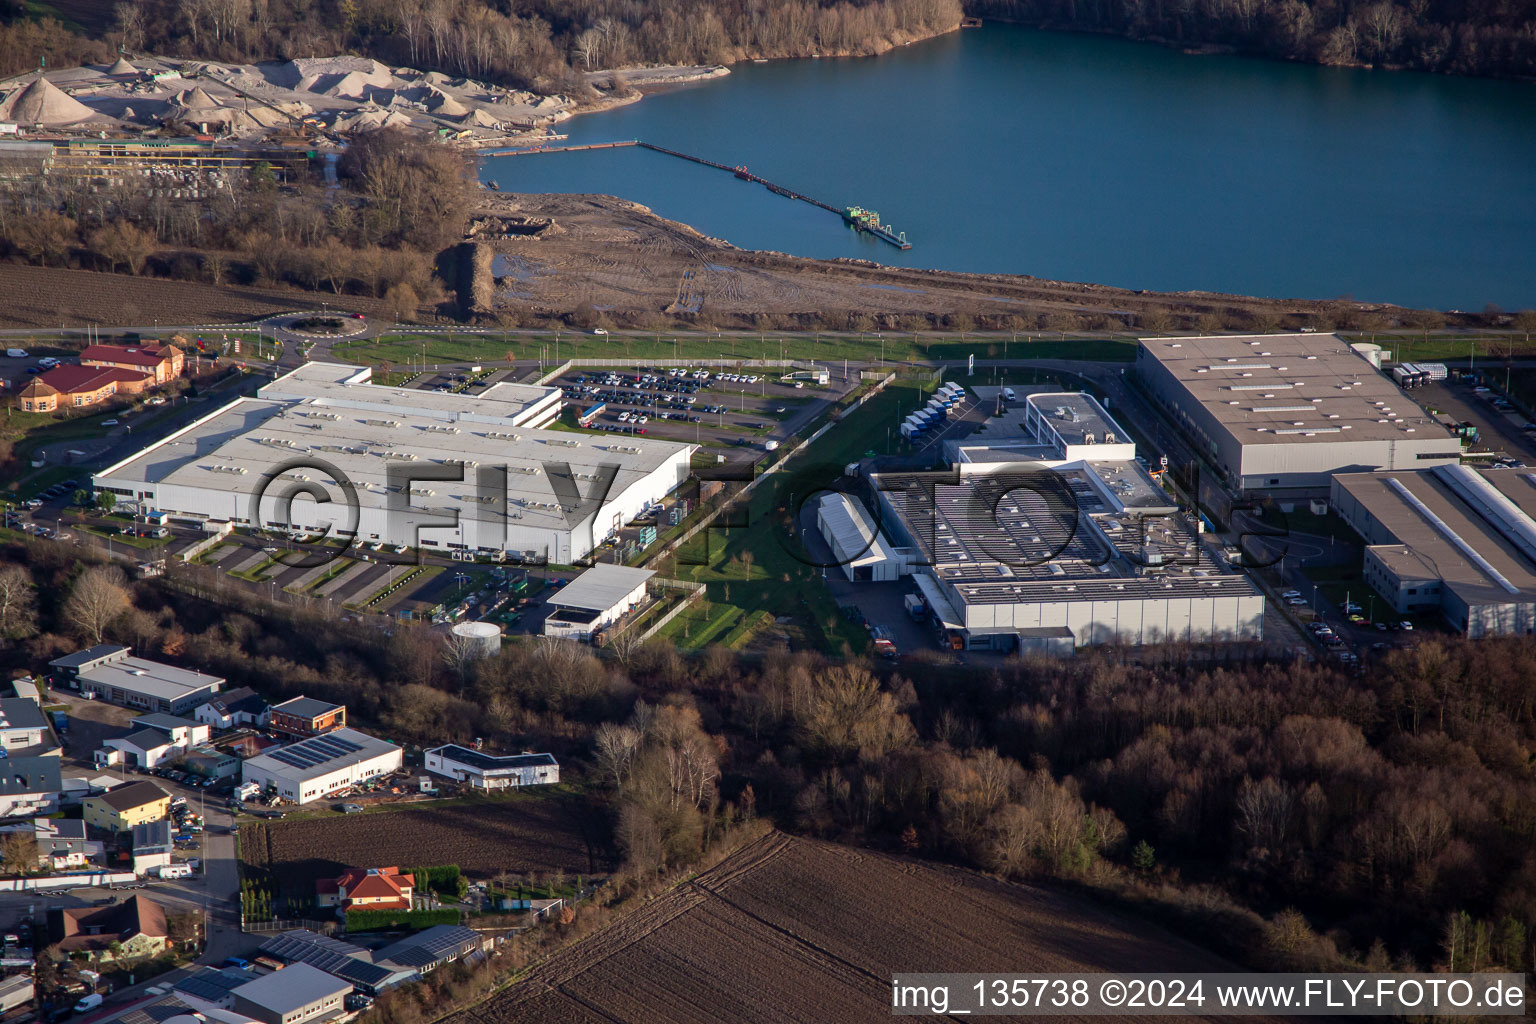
450 621 503 661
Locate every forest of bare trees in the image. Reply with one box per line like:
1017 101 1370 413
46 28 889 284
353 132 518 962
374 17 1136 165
0 0 964 88
1 533 1531 975
4 0 1530 85
0 128 463 306
967 0 1536 78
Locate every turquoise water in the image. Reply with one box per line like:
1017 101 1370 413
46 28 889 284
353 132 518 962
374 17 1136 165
481 27 1536 309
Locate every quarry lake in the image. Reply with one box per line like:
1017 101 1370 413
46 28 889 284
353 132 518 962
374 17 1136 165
481 26 1536 311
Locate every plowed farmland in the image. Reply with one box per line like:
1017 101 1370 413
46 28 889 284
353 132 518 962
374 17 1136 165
240 794 611 894
449 831 1247 1024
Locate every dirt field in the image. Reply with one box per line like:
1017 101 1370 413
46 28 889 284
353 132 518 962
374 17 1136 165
0 263 401 329
453 830 1245 1024
239 792 611 894
478 193 1448 331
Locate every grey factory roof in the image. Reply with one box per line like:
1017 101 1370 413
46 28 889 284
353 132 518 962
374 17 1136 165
259 930 414 990
259 361 559 425
49 643 129 669
98 994 256 1024
75 655 224 702
1334 465 1536 606
372 925 480 969
874 466 1258 606
1024 392 1131 447
242 727 398 782
272 696 343 719
1137 334 1455 446
231 961 351 1013
0 696 50 733
548 564 655 612
428 745 556 774
95 393 694 535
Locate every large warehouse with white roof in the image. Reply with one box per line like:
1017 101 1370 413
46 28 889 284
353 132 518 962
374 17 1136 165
1136 334 1461 494
93 363 695 563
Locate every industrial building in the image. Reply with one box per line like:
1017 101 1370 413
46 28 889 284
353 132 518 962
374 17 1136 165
1331 465 1536 636
815 492 904 581
240 727 402 804
424 745 559 789
230 961 350 1024
542 564 655 640
257 930 419 996
93 363 695 563
1136 334 1461 494
869 390 1264 651
49 645 225 716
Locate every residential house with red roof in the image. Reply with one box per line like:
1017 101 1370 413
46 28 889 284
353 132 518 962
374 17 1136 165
17 365 153 413
48 893 169 961
316 866 414 912
80 343 184 384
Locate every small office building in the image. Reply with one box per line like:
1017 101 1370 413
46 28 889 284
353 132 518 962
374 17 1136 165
269 697 346 738
424 745 559 789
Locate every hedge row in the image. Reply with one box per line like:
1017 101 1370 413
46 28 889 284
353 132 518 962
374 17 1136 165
344 907 461 933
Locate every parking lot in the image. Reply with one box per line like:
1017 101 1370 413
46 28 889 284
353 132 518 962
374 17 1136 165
550 366 856 452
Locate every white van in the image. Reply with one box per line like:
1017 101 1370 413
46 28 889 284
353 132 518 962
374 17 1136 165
1002 387 1016 401
75 993 104 1012
5 349 26 359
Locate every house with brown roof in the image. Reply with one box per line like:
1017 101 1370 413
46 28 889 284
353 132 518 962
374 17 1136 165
316 866 413 911
80 343 185 384
17 365 153 413
49 893 168 961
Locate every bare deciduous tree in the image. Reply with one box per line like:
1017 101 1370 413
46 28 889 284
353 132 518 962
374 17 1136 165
0 566 37 640
64 566 131 644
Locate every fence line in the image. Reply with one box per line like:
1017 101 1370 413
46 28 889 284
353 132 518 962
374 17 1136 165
639 372 896 572
634 584 707 643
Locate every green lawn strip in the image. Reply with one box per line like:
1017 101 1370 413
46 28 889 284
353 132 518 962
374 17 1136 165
332 331 1138 370
354 565 435 610
82 525 169 549
286 556 357 594
721 609 774 649
227 555 282 583
191 542 236 565
1354 332 1535 364
370 564 443 611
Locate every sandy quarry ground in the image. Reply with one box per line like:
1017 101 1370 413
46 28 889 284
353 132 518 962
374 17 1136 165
475 192 1398 329
0 54 726 147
